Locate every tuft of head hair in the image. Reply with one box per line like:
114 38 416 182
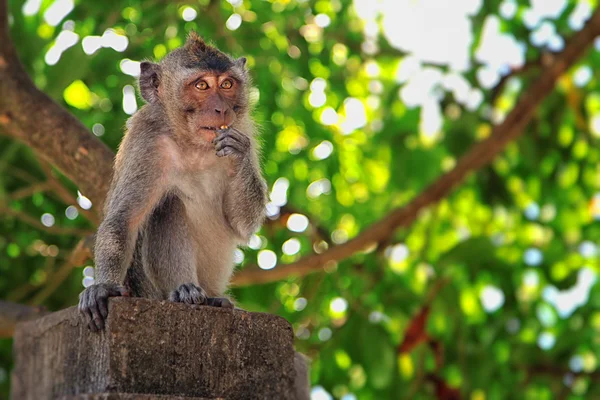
185 31 208 54
182 31 237 74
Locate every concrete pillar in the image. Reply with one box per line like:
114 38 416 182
11 298 303 400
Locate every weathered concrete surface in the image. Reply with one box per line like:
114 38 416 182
61 395 215 400
11 298 297 400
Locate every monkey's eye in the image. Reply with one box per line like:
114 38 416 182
195 81 209 90
220 79 233 89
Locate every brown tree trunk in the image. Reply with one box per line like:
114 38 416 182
0 0 114 211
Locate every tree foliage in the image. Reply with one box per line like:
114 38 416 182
2 0 600 399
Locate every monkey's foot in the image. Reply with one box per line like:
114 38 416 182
79 283 129 332
169 283 208 305
205 297 234 309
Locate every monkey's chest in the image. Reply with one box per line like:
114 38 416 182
171 171 228 229
174 175 237 292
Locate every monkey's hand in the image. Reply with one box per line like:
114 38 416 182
169 283 234 309
213 127 251 167
79 283 129 332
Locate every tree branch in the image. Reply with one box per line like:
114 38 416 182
525 364 600 380
0 205 93 236
0 300 47 338
0 0 114 212
0 238 93 337
37 158 101 225
3 0 600 288
231 9 600 286
29 237 93 305
489 55 549 104
5 181 53 202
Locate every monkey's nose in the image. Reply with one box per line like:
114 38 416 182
214 107 229 115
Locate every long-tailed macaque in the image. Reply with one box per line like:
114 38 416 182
79 32 266 322
78 32 309 399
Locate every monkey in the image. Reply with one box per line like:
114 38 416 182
78 32 309 400
79 32 265 323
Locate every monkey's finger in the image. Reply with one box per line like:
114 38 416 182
176 285 193 303
180 284 190 296
78 302 90 324
216 148 235 157
218 298 234 309
84 305 98 332
82 306 97 332
216 127 232 135
214 127 239 137
225 128 251 146
214 129 249 147
98 294 110 319
107 285 128 298
223 126 245 136
215 135 247 151
214 127 249 141
88 318 98 332
79 290 97 331
205 297 217 306
215 141 245 153
215 134 247 151
78 290 88 314
214 128 229 140
183 291 196 304
169 290 180 302
186 286 198 303
215 139 244 154
91 311 105 331
90 297 105 331
213 133 236 145
206 297 234 308
187 285 206 304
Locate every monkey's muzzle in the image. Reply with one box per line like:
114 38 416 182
199 125 229 131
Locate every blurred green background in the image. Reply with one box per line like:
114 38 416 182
3 0 600 399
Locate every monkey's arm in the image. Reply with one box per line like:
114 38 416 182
80 135 169 330
223 155 267 240
215 128 267 241
94 167 166 284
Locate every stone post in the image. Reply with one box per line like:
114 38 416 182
11 298 303 400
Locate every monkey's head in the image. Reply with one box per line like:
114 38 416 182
138 32 250 142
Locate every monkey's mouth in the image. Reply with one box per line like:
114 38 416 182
199 125 229 131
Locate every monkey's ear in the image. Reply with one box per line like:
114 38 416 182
235 57 247 69
186 31 207 54
139 62 161 104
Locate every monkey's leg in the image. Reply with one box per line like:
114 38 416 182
142 196 232 308
124 241 164 299
142 195 203 302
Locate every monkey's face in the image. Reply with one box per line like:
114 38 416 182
179 72 243 142
139 33 250 144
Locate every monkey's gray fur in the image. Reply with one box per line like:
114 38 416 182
80 32 265 318
78 33 309 399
